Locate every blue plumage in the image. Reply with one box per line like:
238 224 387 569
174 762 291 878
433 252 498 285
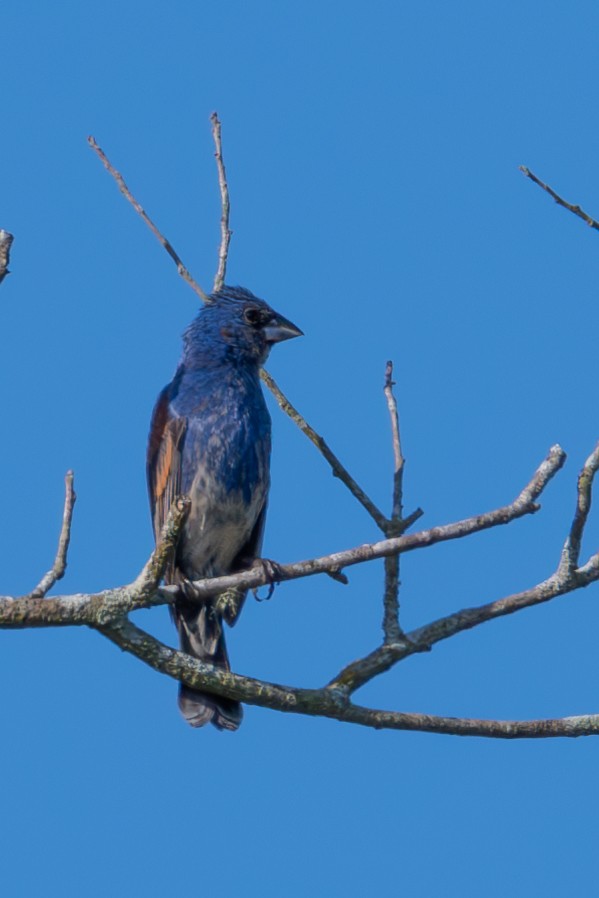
147 286 302 729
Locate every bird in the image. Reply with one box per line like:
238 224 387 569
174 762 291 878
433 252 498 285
147 286 303 730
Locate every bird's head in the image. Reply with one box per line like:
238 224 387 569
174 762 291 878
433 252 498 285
183 286 303 367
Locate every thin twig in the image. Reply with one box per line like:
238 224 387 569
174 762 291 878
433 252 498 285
382 361 405 642
384 361 404 521
520 166 599 230
87 136 209 302
29 471 76 598
130 496 190 604
210 112 232 293
260 368 390 530
558 441 599 575
0 230 14 286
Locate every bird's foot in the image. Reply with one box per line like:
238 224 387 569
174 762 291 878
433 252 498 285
252 557 283 602
178 577 201 602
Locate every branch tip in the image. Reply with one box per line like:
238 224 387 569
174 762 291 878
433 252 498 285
87 134 209 302
520 166 599 231
28 470 77 599
210 111 232 293
382 358 406 641
559 440 599 575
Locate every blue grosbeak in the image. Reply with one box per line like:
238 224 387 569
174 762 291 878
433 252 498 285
147 286 302 729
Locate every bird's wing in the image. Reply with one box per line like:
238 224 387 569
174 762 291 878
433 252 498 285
147 383 187 581
233 500 268 570
223 499 269 627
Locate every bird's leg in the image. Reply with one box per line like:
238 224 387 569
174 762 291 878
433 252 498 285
178 578 243 627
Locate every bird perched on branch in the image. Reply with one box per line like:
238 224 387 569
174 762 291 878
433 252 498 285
147 286 302 730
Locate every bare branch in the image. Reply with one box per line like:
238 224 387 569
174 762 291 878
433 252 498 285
0 439 595 738
130 496 190 606
559 441 599 576
382 556 402 642
576 551 599 580
330 555 599 695
0 229 14 285
340 706 599 739
1 501 189 628
28 471 76 599
179 443 565 600
332 574 576 692
384 361 404 521
406 575 567 657
7 557 599 739
210 112 232 293
520 166 599 231
87 136 209 302
328 642 421 692
382 361 406 643
392 536 599 672
0 442 565 630
260 368 390 530
98 617 599 739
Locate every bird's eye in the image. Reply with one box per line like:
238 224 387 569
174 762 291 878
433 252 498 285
243 307 262 326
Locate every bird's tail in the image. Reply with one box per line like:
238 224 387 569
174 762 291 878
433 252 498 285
172 598 243 731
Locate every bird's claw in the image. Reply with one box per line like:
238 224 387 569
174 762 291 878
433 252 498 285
252 557 283 602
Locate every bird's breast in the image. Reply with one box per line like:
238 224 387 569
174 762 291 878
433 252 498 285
180 470 267 579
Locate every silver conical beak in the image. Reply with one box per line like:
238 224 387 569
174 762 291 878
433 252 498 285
263 314 304 343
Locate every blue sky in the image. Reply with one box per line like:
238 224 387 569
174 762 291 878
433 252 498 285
2 2 599 895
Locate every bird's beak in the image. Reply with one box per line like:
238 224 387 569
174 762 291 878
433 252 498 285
263 314 304 343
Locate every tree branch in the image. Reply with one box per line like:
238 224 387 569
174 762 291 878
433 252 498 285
382 361 406 643
129 496 190 606
87 136 209 302
181 444 563 599
210 112 232 293
558 442 599 576
261 368 391 530
0 229 14 286
1 438 597 737
28 471 76 599
331 445 599 691
330 572 582 693
98 617 599 739
520 166 599 230
384 361 404 522
62 122 598 738
0 443 566 627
